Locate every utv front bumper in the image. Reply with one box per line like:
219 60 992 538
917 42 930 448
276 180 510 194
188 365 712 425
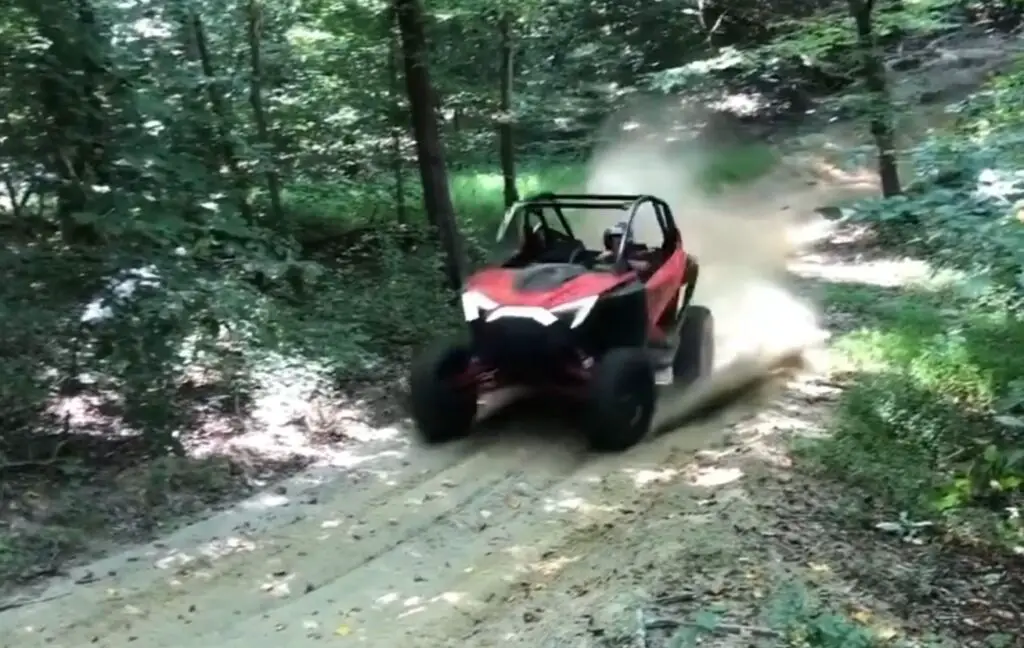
460 290 646 386
472 315 586 385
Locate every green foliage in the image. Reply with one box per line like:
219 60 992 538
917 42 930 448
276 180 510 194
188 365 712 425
797 52 1024 552
700 143 779 192
646 0 962 119
767 0 959 64
803 286 1024 546
0 0 1014 581
671 582 939 647
846 58 1024 290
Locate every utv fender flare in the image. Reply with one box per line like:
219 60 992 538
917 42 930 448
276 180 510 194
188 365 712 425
680 256 699 312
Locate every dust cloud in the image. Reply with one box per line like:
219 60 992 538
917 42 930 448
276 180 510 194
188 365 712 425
574 97 831 428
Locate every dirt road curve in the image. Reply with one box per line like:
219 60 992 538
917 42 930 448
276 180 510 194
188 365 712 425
0 145 875 648
0 377 798 648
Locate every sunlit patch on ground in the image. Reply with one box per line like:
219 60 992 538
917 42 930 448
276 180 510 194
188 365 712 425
626 467 681 487
11 80 1024 648
790 256 935 286
688 465 744 488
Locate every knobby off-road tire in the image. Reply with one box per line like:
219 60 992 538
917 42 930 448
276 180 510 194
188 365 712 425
409 340 478 444
673 305 714 387
585 347 656 452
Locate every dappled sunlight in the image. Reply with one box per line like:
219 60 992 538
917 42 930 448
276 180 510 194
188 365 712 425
14 76 1000 648
239 491 290 511
626 467 681 487
0 303 849 647
80 265 161 324
690 465 744 488
258 571 297 598
2 162 880 648
529 553 582 577
182 345 410 467
502 545 584 578
541 492 617 515
789 256 935 287
153 536 259 572
8 1 1024 644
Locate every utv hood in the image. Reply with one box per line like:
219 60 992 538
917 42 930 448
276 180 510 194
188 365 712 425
465 263 631 309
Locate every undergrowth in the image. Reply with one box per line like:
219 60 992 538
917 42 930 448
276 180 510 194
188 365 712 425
673 581 952 647
0 144 776 584
800 58 1024 552
805 284 1024 547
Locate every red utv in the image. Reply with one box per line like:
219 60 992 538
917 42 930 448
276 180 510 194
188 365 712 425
409 193 714 452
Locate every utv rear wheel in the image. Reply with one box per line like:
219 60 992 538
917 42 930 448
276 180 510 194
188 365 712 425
409 341 478 444
673 305 714 386
585 348 656 452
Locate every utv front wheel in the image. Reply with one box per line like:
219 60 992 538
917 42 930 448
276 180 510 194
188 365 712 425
673 305 714 387
585 348 656 452
409 341 478 444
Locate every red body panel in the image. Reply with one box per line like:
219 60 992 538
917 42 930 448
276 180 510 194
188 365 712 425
466 243 690 341
466 267 632 309
461 229 690 397
644 247 688 342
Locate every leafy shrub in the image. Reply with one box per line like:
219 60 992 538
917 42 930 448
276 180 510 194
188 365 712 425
847 58 1024 292
804 289 1024 544
671 581 935 647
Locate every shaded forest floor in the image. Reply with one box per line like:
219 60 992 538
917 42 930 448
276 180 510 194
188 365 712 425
3 220 1020 648
575 231 1024 648
0 374 401 591
3 97 1023 647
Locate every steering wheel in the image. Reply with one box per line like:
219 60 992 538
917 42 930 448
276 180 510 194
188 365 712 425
566 244 588 266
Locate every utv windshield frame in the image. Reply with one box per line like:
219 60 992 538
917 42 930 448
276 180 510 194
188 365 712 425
495 192 676 267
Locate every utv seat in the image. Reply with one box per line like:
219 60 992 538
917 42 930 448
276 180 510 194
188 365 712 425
537 239 586 264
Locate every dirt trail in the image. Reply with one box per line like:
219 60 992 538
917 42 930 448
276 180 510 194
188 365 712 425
0 132 884 648
0 383 801 647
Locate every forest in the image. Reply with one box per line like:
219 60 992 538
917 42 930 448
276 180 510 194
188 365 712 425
3 0 1024 643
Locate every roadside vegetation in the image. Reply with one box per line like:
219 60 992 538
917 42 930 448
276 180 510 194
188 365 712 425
803 59 1024 554
3 0 1024 642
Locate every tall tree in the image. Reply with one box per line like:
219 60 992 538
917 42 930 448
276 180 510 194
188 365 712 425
394 0 465 291
387 6 407 223
187 10 254 223
847 0 901 197
497 10 518 208
246 0 284 224
31 0 116 243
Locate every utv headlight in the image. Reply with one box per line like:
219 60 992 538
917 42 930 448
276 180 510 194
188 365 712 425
549 295 598 329
461 290 499 322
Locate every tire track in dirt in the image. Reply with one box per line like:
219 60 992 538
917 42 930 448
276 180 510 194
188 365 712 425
0 120 880 647
0 371 788 648
0 440 564 644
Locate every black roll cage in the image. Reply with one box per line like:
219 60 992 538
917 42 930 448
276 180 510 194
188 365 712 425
497 192 679 271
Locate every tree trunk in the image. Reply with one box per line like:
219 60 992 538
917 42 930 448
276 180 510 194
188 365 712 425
394 0 465 291
189 11 255 224
245 0 284 224
387 8 407 223
848 0 902 198
498 11 518 208
177 11 221 177
32 0 113 244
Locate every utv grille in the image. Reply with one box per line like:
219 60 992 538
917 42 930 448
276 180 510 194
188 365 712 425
473 316 576 382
